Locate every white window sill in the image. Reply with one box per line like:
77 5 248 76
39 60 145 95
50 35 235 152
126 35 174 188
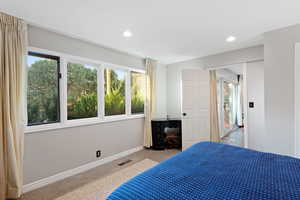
24 114 145 134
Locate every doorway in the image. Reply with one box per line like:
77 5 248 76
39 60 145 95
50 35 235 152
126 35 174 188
216 65 245 147
220 80 237 135
180 62 264 150
181 68 210 150
180 66 244 149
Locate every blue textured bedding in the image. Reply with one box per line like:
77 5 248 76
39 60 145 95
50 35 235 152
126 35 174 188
107 142 300 200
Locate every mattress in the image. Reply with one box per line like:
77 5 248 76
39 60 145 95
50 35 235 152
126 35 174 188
107 142 300 200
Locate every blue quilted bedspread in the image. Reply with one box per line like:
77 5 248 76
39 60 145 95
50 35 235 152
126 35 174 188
107 142 300 200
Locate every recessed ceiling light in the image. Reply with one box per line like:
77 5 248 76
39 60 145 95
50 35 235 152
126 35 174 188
226 36 236 42
123 30 132 38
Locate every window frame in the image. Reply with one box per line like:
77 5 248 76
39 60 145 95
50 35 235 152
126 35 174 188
25 47 145 133
103 66 128 118
27 51 61 126
65 59 100 123
130 71 146 115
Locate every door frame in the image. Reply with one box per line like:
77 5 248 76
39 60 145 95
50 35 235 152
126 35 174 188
218 77 239 138
242 63 249 148
205 63 249 148
294 43 300 158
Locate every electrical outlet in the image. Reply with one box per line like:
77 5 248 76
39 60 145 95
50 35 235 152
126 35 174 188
96 150 101 158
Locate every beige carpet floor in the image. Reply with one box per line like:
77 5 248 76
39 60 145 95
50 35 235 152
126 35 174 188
54 159 158 200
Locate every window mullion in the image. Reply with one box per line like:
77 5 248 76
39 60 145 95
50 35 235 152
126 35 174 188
24 54 28 126
60 58 68 124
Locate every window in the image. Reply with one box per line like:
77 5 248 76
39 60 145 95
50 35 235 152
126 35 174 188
223 81 236 133
27 52 60 125
25 48 146 132
131 72 146 114
104 68 126 116
67 62 98 120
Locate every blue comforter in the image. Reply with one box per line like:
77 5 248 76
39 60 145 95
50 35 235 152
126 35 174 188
107 142 300 200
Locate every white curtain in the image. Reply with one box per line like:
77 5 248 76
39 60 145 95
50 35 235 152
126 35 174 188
144 58 157 148
236 77 244 126
0 12 27 199
209 70 220 142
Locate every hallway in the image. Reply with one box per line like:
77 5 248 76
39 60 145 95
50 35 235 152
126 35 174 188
221 128 244 147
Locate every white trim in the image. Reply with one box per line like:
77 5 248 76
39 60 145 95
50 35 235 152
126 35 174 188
66 58 101 70
243 63 249 148
23 146 144 193
204 60 264 70
98 66 105 120
66 117 101 125
25 114 144 133
102 67 127 117
60 58 68 125
24 49 29 126
295 43 300 158
64 61 100 122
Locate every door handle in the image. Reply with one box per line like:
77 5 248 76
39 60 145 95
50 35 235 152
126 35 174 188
182 113 187 116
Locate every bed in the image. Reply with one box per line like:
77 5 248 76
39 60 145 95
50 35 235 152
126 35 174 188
107 142 300 200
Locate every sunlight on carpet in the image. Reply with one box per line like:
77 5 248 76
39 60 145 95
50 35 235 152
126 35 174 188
55 159 158 200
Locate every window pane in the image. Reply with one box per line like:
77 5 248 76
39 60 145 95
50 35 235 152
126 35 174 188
104 68 126 116
67 63 98 120
131 72 146 114
223 81 235 132
27 53 60 125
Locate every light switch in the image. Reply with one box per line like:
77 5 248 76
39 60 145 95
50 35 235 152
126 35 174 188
249 102 254 108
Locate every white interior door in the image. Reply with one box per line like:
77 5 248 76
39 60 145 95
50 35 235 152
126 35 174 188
181 68 210 150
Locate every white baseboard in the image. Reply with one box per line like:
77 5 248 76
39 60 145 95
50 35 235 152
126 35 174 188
23 146 144 193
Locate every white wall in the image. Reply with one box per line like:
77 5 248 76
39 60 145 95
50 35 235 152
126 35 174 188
166 24 300 157
24 119 144 184
25 25 145 184
201 45 264 68
295 43 300 158
28 25 144 69
246 61 265 151
25 25 170 185
166 45 264 119
263 24 300 156
154 64 167 119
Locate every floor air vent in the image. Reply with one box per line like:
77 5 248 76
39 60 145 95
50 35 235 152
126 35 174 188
118 159 132 166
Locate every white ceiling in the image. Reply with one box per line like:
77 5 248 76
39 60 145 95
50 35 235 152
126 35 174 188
2 0 300 64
